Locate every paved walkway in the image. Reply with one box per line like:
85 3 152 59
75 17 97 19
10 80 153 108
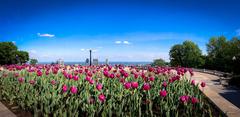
192 72 240 117
0 102 16 117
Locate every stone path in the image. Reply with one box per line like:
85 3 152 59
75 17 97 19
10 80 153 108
192 72 240 117
0 102 16 117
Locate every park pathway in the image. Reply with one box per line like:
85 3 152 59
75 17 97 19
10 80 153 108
192 72 240 117
0 102 16 117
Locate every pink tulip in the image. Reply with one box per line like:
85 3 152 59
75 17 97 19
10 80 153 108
85 76 91 81
142 83 151 91
124 82 131 89
29 80 35 85
70 86 78 94
131 82 139 89
73 75 79 81
51 80 57 85
89 79 95 84
180 95 189 103
159 90 167 97
18 77 24 83
98 94 106 102
62 84 68 92
96 84 103 91
162 81 167 87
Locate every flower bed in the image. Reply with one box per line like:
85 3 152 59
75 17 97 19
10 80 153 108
0 64 223 116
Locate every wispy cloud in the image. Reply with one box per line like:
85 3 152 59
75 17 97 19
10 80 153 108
115 40 131 45
115 41 122 44
37 33 55 38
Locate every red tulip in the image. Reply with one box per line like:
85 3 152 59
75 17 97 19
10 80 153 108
191 80 195 85
36 70 42 76
191 97 198 104
149 76 155 81
110 73 115 78
142 83 151 91
201 82 206 87
159 90 167 97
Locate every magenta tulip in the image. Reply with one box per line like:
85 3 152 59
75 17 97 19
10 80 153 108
124 82 131 89
180 95 189 103
73 75 79 81
162 81 167 87
62 84 68 92
18 77 24 83
142 83 151 91
131 82 139 89
159 90 167 97
98 94 106 102
96 84 103 91
70 86 78 94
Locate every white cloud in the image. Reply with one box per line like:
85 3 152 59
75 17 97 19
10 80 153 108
37 33 55 38
80 48 85 51
115 41 122 44
123 41 130 44
236 29 240 36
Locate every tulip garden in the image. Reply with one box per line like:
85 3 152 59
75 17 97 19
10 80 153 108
0 64 222 116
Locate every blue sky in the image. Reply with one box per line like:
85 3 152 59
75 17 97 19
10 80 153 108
1 0 240 62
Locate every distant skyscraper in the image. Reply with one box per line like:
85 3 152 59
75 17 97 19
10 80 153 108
105 58 109 65
57 59 64 65
93 59 98 65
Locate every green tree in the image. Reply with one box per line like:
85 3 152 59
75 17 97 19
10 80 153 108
0 42 30 65
206 36 240 73
169 40 204 68
16 51 29 64
30 59 38 65
0 42 18 65
151 58 166 66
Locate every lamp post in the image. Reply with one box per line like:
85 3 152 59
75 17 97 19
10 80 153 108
16 55 19 64
89 49 92 66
